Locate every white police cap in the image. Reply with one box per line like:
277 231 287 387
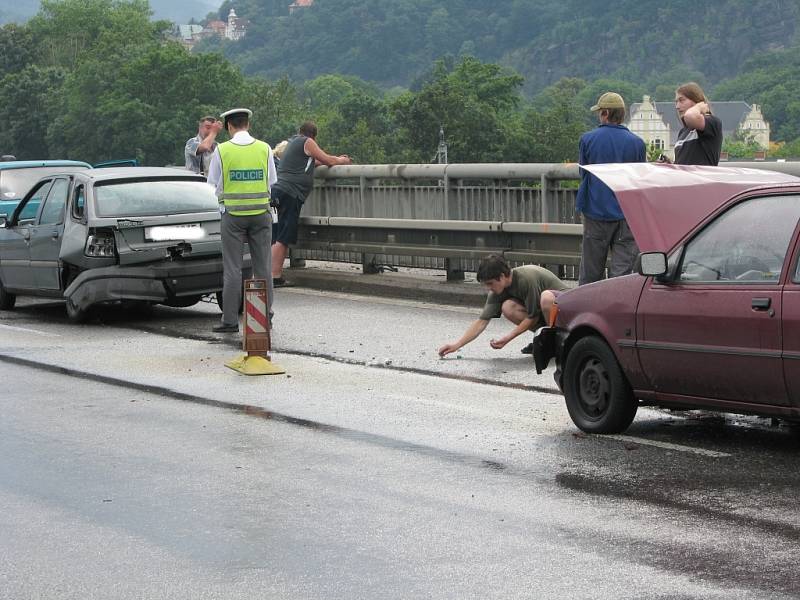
220 108 253 120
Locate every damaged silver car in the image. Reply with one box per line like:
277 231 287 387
0 167 233 322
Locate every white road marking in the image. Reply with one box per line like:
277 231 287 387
604 434 731 458
0 323 62 337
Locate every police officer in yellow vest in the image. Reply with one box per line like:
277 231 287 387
207 108 277 333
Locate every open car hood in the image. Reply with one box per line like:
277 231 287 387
581 163 800 252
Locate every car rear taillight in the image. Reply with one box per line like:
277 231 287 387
85 229 116 257
548 303 559 327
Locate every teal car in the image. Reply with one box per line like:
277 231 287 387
0 160 92 220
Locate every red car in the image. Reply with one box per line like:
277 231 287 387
534 163 800 433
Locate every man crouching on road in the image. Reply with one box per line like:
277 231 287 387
438 255 568 357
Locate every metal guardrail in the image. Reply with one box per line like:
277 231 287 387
292 161 800 280
296 216 583 280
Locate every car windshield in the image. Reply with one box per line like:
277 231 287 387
0 166 88 201
93 179 218 217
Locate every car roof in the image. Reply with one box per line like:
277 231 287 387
582 163 800 252
79 166 205 182
0 159 92 171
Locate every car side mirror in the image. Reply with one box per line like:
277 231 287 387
636 252 668 277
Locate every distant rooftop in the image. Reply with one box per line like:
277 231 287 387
629 100 752 136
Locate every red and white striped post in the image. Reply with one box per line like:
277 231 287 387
243 278 270 358
225 278 284 375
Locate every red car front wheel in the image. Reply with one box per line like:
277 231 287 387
563 336 637 433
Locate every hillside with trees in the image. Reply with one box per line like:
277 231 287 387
203 0 799 95
3 0 800 165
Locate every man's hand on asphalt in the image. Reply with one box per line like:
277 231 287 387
438 343 458 357
489 337 508 350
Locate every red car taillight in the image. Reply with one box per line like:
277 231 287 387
548 303 560 327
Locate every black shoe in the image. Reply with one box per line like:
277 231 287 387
273 277 292 287
212 323 239 333
520 342 534 355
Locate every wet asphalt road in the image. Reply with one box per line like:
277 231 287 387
2 290 800 598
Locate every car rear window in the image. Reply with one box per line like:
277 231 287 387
0 166 88 201
93 179 218 217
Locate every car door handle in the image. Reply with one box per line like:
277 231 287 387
752 297 771 310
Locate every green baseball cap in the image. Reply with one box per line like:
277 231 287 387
591 92 625 111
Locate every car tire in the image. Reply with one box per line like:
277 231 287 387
563 336 637 434
161 295 202 308
65 297 91 323
0 277 16 310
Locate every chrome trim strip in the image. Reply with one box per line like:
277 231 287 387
635 340 781 359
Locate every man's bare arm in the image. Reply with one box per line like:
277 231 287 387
489 316 538 350
197 121 223 154
304 137 352 167
438 319 490 357
682 102 710 131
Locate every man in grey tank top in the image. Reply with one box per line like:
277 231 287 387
271 121 352 286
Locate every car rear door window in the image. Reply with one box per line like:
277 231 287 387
679 195 800 284
38 178 69 225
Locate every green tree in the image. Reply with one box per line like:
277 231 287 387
713 47 800 141
511 78 590 163
241 76 305 146
0 24 35 75
721 131 763 159
320 92 394 163
49 44 245 165
0 66 66 159
772 138 800 159
391 56 524 162
28 0 169 70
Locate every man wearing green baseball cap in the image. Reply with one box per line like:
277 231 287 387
576 92 646 285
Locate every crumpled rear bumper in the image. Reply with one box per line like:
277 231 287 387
64 255 251 310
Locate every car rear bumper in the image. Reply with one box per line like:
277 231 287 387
64 256 250 309
533 326 568 388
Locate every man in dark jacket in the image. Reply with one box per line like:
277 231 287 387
576 92 646 285
271 121 351 286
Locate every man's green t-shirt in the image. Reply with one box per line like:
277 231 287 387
479 265 568 323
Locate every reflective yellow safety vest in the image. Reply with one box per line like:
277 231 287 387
219 139 271 216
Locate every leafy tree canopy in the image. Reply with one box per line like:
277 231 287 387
713 47 800 142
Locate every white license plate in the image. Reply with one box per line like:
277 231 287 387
145 223 204 241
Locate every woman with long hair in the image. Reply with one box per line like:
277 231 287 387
673 82 723 165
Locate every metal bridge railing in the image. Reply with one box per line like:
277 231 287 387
292 162 800 280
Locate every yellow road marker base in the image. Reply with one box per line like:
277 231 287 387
225 354 286 376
